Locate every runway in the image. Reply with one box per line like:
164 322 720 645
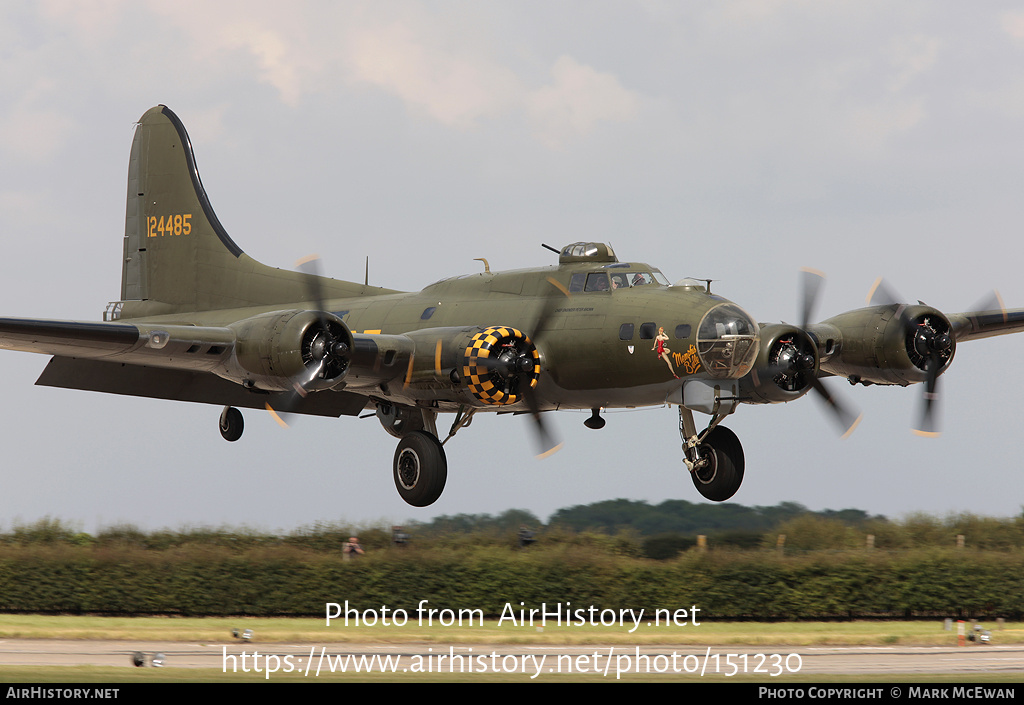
0 640 1021 679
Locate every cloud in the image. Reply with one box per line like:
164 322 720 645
0 85 77 163
526 56 641 149
345 21 522 127
886 35 941 94
1001 10 1024 40
5 3 644 149
219 23 317 107
345 25 641 147
849 97 927 153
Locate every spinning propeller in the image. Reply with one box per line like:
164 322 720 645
761 268 861 437
523 277 571 458
472 276 567 458
867 279 1005 437
799 268 863 437
266 255 351 427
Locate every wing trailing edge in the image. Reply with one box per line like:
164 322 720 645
36 357 368 418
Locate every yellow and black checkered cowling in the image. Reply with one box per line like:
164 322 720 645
462 326 540 405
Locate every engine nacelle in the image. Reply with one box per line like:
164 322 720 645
813 304 955 386
462 326 540 405
228 310 353 391
738 324 819 404
343 326 542 409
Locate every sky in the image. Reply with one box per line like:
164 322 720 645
1 1 1023 534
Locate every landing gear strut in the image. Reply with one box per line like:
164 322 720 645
219 406 243 442
679 405 744 501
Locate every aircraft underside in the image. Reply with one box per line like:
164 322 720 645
212 397 745 508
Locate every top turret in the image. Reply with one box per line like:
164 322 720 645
558 242 618 264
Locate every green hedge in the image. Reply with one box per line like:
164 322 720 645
0 546 1020 619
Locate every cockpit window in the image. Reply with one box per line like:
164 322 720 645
585 272 610 292
574 268 665 292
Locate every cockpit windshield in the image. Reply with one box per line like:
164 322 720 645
569 267 670 293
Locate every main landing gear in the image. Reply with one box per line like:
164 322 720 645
678 405 744 501
216 401 455 508
393 431 447 507
380 403 474 508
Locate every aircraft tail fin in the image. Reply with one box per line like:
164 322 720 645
119 105 382 316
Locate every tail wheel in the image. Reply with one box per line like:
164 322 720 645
219 406 243 442
690 426 744 501
462 327 540 405
393 431 447 507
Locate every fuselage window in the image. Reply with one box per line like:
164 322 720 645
619 323 635 340
568 272 587 293
639 322 657 339
421 307 437 320
585 272 610 292
630 272 653 286
675 324 691 338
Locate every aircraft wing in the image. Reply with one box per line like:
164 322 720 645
947 308 1024 342
0 315 235 374
36 357 369 417
0 316 369 418
0 317 141 357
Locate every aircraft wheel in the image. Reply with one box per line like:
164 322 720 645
393 431 447 507
690 426 744 501
219 406 244 442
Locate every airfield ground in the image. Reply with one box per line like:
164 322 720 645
0 616 1021 682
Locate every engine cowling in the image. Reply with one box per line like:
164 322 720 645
462 326 540 405
814 304 955 386
228 310 353 391
738 324 819 404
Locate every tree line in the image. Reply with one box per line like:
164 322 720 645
3 499 1022 559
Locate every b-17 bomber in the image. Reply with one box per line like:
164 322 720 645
2 106 1023 507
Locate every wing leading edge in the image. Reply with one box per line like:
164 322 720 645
948 308 1024 342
